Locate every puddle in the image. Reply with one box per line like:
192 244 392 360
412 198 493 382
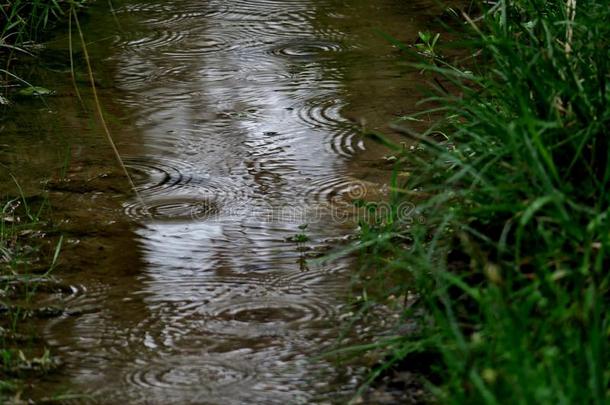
0 0 448 402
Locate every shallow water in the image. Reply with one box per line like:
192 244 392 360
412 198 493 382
1 0 442 402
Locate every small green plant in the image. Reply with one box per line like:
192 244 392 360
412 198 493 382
414 31 440 59
293 224 309 243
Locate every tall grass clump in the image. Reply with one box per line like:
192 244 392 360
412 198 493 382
1 0 87 96
1 0 76 60
1 0 65 46
354 0 609 403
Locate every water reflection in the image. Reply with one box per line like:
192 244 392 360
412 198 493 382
19 0 443 401
54 0 366 402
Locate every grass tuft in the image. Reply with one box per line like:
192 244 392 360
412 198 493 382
1 0 88 95
352 0 609 403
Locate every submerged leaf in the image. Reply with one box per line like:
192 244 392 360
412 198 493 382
17 86 55 97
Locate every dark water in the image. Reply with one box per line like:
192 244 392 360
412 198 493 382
1 0 442 402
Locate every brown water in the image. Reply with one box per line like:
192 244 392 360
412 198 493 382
1 0 443 402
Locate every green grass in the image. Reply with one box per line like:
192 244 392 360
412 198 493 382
0 188 65 399
0 3 89 398
1 0 63 44
1 0 88 97
1 0 69 59
351 0 609 403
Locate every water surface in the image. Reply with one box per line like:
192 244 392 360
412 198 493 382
0 0 442 402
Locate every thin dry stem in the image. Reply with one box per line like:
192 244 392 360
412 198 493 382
565 0 576 55
68 12 84 106
72 8 148 215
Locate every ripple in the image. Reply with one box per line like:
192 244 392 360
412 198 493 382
116 1 174 16
120 269 343 351
160 34 233 60
125 157 196 195
125 196 219 222
269 40 343 61
123 156 253 223
195 66 242 83
221 8 314 39
132 219 311 277
243 69 292 84
203 295 335 326
296 96 347 130
269 265 348 292
117 2 232 26
115 59 236 91
125 353 254 391
302 175 375 207
120 30 186 51
162 6 232 26
114 59 194 91
294 96 365 158
329 131 366 158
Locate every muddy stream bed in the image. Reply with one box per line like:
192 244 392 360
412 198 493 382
1 0 444 402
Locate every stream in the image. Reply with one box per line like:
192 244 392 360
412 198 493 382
1 0 441 402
